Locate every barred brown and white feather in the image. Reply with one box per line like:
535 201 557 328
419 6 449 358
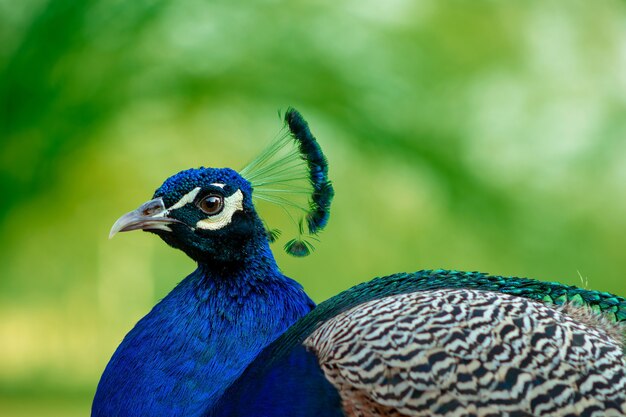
304 289 626 417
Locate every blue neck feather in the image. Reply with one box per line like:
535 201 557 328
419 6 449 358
92 243 315 417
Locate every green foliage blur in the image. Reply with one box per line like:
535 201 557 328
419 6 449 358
1 0 626 415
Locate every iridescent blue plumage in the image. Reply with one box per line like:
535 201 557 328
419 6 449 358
93 167 315 416
93 265 315 417
155 167 249 207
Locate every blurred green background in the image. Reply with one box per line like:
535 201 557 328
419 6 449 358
2 0 626 415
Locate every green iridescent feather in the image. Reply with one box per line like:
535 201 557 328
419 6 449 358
240 108 333 257
264 270 625 364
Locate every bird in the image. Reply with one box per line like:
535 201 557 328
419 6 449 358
93 108 626 417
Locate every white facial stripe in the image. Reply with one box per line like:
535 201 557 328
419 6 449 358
196 189 244 230
211 183 226 188
168 187 201 210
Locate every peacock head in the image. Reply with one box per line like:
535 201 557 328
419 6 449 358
110 167 262 264
109 108 334 266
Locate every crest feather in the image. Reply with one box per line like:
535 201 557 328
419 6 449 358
240 108 334 256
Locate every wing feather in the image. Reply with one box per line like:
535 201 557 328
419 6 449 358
305 289 626 417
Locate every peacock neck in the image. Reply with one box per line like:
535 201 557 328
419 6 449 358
92 252 314 417
195 238 280 283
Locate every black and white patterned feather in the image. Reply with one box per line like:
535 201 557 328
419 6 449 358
305 289 626 417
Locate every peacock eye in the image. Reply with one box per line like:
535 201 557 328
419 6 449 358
198 194 224 215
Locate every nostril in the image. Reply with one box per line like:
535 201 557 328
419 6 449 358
143 205 159 216
139 198 166 217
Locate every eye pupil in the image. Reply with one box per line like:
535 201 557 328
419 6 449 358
199 194 224 215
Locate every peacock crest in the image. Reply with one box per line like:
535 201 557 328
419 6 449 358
240 108 334 256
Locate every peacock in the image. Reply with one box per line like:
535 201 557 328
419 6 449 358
93 108 626 417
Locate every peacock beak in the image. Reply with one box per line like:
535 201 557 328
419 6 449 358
109 197 182 239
